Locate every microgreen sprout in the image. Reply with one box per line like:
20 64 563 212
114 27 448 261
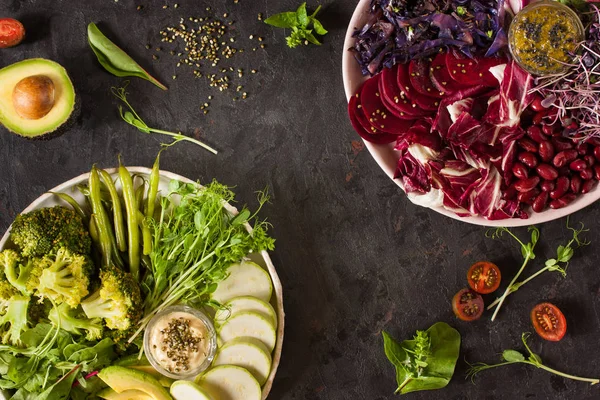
487 221 589 313
467 333 599 385
111 84 218 154
485 226 539 321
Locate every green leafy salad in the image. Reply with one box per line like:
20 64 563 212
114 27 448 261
0 153 275 399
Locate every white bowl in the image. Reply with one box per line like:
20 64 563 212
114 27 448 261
0 167 284 400
342 0 600 227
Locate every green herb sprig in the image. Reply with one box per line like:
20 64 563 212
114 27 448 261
383 322 461 395
88 23 167 90
264 2 328 48
485 226 539 321
487 222 589 312
467 333 599 385
111 85 218 154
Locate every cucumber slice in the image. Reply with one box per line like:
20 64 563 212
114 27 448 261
214 296 277 327
170 380 213 400
213 338 272 385
218 311 276 351
196 365 261 400
211 261 273 304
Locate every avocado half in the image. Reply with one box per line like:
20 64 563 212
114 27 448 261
0 58 76 139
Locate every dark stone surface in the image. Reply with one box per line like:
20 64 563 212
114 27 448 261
1 1 600 399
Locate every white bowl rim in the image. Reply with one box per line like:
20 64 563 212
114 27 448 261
342 0 600 227
0 167 284 400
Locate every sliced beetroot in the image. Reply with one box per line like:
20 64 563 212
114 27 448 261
348 92 398 144
360 73 416 135
430 52 468 95
379 65 427 118
446 50 507 87
409 58 444 98
397 64 439 112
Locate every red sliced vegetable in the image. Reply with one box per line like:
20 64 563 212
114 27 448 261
397 64 439 112
360 74 415 135
348 92 398 144
0 18 25 48
409 58 444 98
430 52 468 95
379 65 426 118
467 261 501 294
531 302 567 342
452 288 484 321
446 50 506 87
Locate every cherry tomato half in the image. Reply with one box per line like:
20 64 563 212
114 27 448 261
467 261 501 294
531 302 567 342
0 18 25 48
452 288 484 321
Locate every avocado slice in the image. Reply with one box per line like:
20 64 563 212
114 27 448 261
98 366 173 400
97 387 154 400
129 365 175 387
0 58 76 139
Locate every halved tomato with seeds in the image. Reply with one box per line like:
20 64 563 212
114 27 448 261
467 261 501 294
452 288 484 321
531 303 567 342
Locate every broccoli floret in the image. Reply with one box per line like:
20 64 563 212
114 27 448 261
36 248 92 308
105 326 139 353
0 294 30 347
28 298 51 325
10 206 91 258
81 265 142 331
0 249 37 295
48 303 103 341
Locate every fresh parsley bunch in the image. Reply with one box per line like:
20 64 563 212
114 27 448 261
264 2 328 48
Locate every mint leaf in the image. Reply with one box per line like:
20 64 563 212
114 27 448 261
296 2 308 27
311 18 328 35
264 11 298 28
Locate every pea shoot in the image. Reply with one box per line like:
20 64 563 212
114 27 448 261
467 333 599 385
111 85 218 154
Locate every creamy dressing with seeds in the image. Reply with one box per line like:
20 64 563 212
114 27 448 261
148 311 210 374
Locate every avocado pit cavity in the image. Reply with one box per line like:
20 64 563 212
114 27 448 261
12 75 55 120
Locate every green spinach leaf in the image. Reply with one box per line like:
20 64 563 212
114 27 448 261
382 322 461 395
87 23 167 90
264 2 328 48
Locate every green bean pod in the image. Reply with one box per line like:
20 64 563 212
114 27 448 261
49 192 88 220
89 166 113 267
146 152 161 219
135 180 146 215
89 214 100 244
119 160 140 280
100 170 127 252
138 210 152 256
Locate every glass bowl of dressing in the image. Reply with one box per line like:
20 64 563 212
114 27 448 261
144 305 217 379
508 0 584 76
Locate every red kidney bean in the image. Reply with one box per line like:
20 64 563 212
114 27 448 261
530 95 546 112
532 191 549 213
527 125 548 143
570 159 588 172
581 168 594 180
538 140 555 162
549 194 577 209
541 180 556 192
536 164 558 180
552 137 575 151
518 188 540 204
512 162 529 180
595 165 600 180
586 137 600 146
570 175 582 194
553 149 578 167
595 146 600 162
584 155 596 167
518 152 539 168
514 177 540 193
577 142 589 155
519 137 539 153
503 185 518 200
582 180 597 193
542 123 558 136
550 176 570 199
558 166 570 176
533 111 549 125
565 120 579 130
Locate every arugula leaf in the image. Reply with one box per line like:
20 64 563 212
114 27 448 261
265 2 328 48
382 322 461 395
